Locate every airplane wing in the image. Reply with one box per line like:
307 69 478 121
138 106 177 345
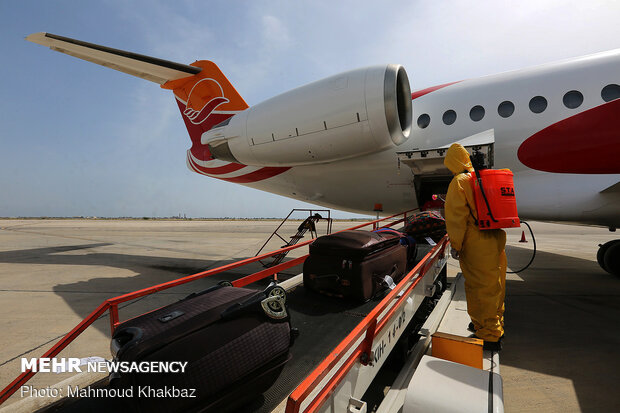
26 32 200 84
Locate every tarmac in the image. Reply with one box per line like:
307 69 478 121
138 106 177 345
0 218 619 412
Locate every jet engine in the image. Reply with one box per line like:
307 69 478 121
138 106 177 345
203 64 412 166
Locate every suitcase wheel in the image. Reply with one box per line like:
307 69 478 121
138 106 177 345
218 280 233 287
261 286 288 320
266 285 287 304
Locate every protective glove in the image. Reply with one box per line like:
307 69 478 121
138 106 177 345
450 248 460 260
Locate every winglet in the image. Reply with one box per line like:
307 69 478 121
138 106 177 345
26 32 200 84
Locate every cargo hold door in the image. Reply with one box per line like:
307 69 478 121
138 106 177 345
397 129 495 210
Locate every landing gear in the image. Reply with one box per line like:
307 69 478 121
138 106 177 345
597 240 620 276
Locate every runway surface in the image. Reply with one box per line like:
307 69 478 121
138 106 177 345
0 219 618 412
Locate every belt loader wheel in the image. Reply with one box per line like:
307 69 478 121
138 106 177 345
597 240 620 275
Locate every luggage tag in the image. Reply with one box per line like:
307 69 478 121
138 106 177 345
425 237 436 246
261 296 288 319
382 275 412 303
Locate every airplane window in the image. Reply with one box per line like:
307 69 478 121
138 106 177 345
497 101 515 118
417 114 431 129
529 96 547 114
442 110 457 125
563 90 583 109
601 84 620 102
469 105 485 122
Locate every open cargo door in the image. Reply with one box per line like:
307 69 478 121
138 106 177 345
397 129 495 209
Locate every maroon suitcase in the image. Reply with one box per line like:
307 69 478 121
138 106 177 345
110 283 294 413
303 230 407 301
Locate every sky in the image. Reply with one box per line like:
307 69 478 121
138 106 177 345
1 0 619 218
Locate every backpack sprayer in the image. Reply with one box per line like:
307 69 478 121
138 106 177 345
469 150 520 230
470 150 536 273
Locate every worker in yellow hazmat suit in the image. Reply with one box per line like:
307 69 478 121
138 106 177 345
443 143 507 351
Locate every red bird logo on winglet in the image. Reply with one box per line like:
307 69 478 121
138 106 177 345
183 78 230 125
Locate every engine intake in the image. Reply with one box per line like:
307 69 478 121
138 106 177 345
204 64 412 166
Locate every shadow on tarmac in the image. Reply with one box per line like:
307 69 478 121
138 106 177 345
0 243 370 413
0 243 295 337
4 242 619 411
501 245 620 412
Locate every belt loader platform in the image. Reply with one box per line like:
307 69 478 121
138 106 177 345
0 210 503 413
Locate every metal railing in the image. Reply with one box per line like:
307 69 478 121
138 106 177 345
0 209 418 405
285 235 449 413
255 209 333 260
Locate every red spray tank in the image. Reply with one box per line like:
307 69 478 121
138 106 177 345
471 168 520 230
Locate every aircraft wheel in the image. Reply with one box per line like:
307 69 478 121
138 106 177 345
603 241 620 276
597 240 620 274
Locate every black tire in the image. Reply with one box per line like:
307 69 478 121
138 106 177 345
603 242 620 276
597 240 620 273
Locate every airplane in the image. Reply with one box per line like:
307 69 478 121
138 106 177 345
25 33 620 275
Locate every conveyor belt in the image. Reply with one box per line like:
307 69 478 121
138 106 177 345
246 287 381 413
38 285 381 413
38 244 436 413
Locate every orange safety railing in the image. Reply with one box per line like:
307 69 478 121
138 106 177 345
285 235 449 413
0 209 417 405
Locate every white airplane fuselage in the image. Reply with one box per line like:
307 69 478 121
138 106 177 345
24 33 620 228
241 51 620 227
24 33 620 275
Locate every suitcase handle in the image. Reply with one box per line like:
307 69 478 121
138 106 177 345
183 280 233 300
311 273 340 289
373 228 404 238
372 265 400 298
110 327 143 358
220 294 264 320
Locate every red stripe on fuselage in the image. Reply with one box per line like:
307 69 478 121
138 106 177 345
518 99 620 174
187 153 290 183
190 158 247 174
217 167 290 183
411 81 460 100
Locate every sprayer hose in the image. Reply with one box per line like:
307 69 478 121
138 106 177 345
507 221 536 274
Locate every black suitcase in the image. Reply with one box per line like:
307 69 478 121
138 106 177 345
414 238 435 263
110 283 294 413
303 230 407 301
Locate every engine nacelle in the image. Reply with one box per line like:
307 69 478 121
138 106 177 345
203 64 412 166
